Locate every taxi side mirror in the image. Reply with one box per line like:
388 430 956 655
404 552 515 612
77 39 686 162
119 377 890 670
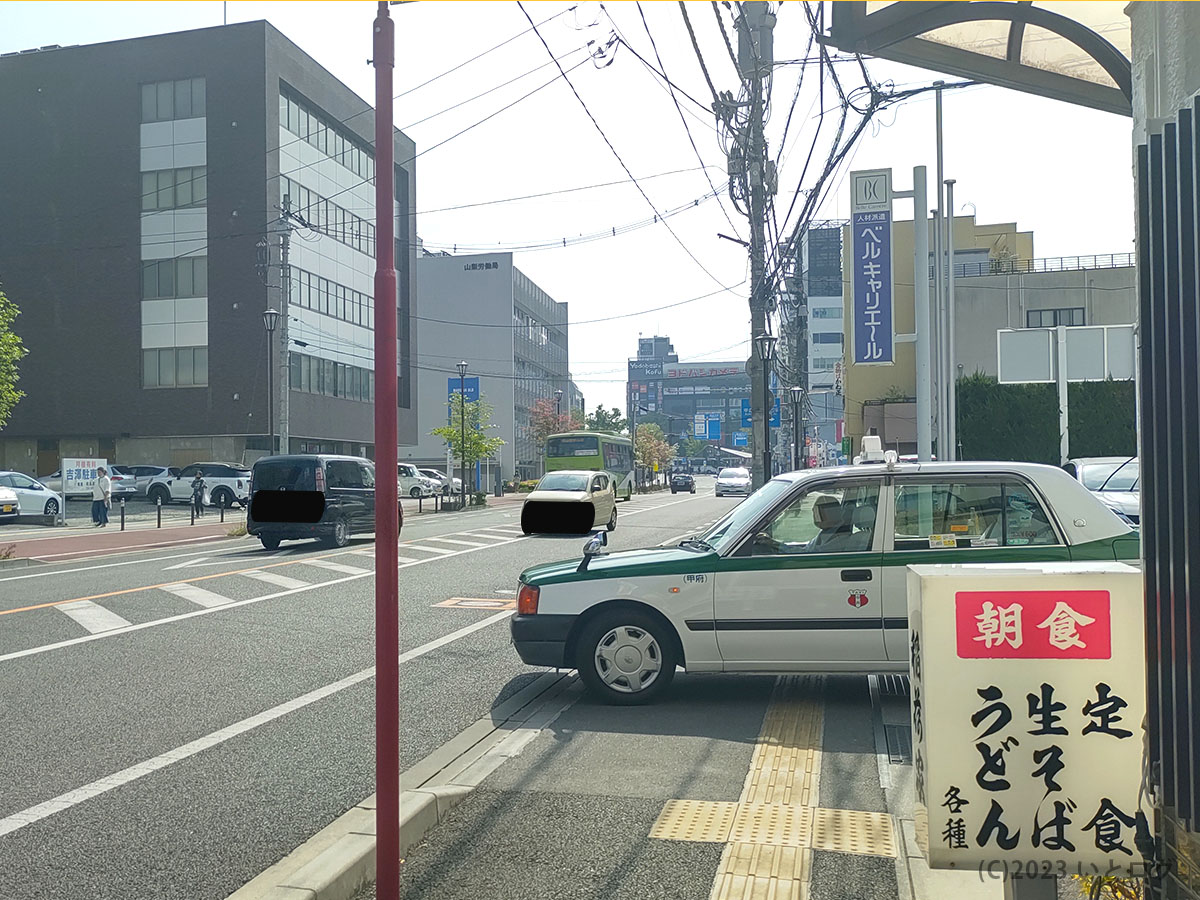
578 530 608 572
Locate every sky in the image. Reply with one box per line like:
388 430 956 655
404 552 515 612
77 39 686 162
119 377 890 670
3 1 1136 413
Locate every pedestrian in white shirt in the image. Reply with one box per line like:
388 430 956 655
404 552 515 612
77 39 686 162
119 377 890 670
92 467 111 527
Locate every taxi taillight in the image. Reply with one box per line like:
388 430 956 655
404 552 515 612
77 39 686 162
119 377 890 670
517 584 539 615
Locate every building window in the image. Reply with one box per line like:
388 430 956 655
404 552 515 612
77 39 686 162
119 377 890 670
144 347 208 388
813 333 844 344
289 267 373 330
811 307 843 319
1027 307 1085 328
141 78 206 123
287 351 375 403
279 90 375 182
142 167 207 211
812 356 842 370
143 258 207 299
281 176 375 257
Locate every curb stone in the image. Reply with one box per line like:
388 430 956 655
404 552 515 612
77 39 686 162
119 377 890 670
225 673 579 900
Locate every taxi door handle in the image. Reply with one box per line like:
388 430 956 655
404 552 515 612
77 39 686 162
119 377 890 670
840 569 872 582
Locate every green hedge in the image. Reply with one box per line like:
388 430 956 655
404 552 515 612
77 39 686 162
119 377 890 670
956 373 1136 464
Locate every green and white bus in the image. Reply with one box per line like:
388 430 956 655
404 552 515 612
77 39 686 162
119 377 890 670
544 431 635 501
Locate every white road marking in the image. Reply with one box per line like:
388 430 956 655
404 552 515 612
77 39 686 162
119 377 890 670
160 583 231 609
460 532 515 542
163 556 213 571
0 547 223 583
0 610 511 839
241 570 310 590
27 534 230 560
56 600 133 634
399 543 453 555
0 535 529 664
418 537 488 548
296 559 370 576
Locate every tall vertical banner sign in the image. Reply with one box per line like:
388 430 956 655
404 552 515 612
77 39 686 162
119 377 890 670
908 564 1146 878
850 169 895 365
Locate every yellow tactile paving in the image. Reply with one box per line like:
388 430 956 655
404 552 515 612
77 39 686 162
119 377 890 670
648 674 898 900
728 803 815 847
711 843 811 900
649 799 738 843
811 807 898 858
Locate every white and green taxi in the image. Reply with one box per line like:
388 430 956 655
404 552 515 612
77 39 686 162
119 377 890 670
511 459 1139 704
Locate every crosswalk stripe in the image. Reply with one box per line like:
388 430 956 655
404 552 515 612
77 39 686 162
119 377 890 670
57 600 132 634
298 559 370 576
400 543 454 555
243 570 310 590
419 537 488 548
396 556 424 565
161 583 231 609
474 528 524 537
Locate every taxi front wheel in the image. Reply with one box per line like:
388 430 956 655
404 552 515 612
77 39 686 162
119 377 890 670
576 607 677 705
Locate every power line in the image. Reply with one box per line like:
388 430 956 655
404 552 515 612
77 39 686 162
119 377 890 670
711 1 743 78
517 0 738 297
632 1 742 238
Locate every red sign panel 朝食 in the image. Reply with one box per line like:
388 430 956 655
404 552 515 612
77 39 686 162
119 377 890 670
954 590 1111 660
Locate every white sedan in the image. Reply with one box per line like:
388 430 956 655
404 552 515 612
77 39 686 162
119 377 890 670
511 459 1138 704
0 471 62 517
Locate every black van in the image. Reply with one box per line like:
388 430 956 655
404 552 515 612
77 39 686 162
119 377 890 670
247 454 402 550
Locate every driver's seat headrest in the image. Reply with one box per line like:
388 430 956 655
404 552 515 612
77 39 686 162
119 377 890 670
812 496 847 529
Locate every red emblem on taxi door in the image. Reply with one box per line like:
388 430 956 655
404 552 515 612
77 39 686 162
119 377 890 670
847 592 869 608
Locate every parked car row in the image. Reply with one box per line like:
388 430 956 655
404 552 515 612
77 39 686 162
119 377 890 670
1063 456 1140 524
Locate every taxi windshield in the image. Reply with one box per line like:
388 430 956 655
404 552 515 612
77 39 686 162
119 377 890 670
697 479 794 552
536 473 589 492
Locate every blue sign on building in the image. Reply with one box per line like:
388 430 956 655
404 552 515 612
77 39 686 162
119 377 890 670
741 398 781 428
447 376 480 403
850 169 894 365
732 431 749 447
707 414 721 442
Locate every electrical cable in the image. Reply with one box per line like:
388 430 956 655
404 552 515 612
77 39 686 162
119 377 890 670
632 1 742 238
712 1 742 78
517 1 739 297
677 1 719 106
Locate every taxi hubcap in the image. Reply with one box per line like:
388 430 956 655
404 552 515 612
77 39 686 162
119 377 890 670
595 625 661 693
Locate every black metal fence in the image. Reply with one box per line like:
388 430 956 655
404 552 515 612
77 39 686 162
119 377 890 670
929 252 1136 279
1137 95 1200 900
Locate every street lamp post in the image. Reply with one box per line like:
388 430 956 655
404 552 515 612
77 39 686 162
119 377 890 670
790 384 804 471
754 333 776 480
457 360 468 509
262 308 280 455
554 388 564 419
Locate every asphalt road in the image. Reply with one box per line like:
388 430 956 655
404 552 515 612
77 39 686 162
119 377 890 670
0 482 738 900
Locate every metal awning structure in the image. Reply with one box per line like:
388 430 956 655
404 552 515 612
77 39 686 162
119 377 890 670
822 1 1132 116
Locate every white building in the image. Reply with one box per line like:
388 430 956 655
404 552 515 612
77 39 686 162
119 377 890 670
410 252 570 484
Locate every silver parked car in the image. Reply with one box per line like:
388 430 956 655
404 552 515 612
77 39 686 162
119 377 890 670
0 471 62 517
40 467 137 499
123 465 179 496
419 468 462 494
1063 456 1140 525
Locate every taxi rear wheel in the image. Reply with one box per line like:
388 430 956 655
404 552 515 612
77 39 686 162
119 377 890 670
576 608 676 705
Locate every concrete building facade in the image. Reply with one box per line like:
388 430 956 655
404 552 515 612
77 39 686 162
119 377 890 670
0 22 417 475
411 252 569 483
839 211 1134 453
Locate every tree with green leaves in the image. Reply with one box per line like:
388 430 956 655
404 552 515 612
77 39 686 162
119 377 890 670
431 393 505 474
585 405 627 434
0 291 27 429
635 423 674 472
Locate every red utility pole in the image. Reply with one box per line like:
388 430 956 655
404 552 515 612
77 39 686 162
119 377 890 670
371 3 399 899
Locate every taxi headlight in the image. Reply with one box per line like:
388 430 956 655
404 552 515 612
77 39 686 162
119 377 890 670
517 583 540 615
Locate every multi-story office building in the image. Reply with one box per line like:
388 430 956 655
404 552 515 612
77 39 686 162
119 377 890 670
411 252 569 483
626 335 678 426
0 22 417 474
778 224 847 457
567 380 586 419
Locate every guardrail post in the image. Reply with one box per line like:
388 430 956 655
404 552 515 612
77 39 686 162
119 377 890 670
120 498 126 531
156 496 162 528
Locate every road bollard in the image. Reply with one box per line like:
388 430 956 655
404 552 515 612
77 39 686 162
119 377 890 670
157 497 162 528
190 503 195 526
120 498 126 531
220 498 225 523
417 496 423 514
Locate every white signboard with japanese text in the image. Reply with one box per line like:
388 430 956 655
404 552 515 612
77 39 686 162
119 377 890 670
850 169 894 366
908 563 1145 878
63 458 107 496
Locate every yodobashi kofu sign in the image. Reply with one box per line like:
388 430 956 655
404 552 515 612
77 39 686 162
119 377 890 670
850 169 894 365
63 458 108 495
908 563 1145 878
